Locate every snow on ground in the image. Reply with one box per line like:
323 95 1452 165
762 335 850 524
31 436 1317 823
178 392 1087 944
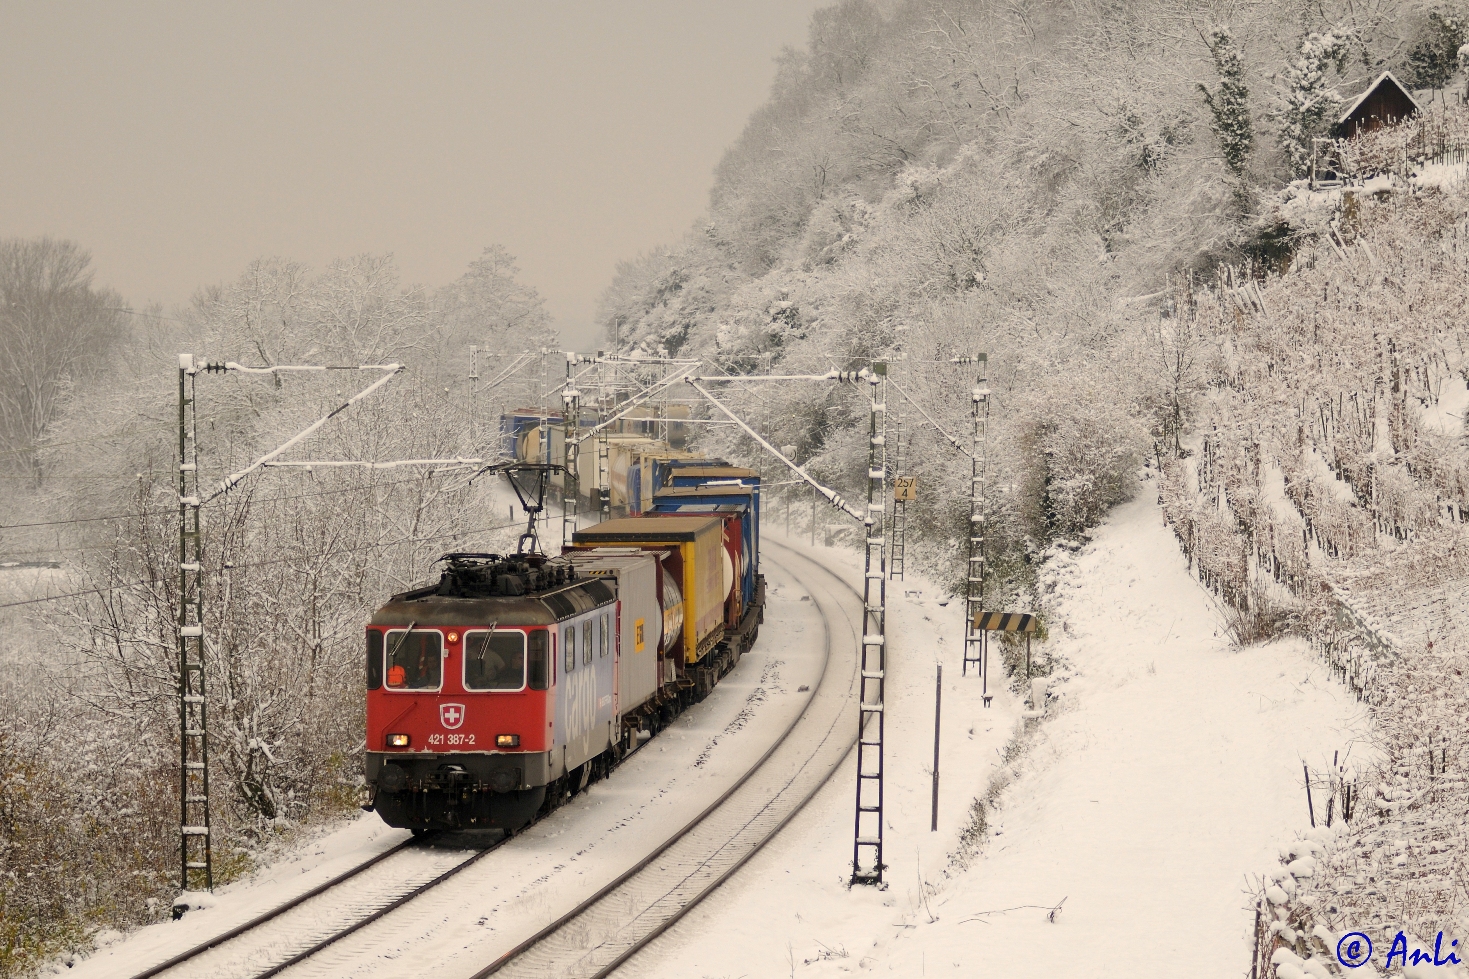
617 474 1372 979
56 476 1372 979
1420 369 1469 438
1413 160 1468 192
58 818 410 978
62 553 830 979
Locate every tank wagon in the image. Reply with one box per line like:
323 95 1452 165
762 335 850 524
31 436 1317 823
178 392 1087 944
364 460 764 834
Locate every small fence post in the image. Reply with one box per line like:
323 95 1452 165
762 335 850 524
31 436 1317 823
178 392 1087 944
1304 760 1316 828
931 663 941 832
1250 901 1262 979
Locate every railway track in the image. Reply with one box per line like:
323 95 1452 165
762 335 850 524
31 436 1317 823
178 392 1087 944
470 540 863 979
123 835 500 979
118 542 860 979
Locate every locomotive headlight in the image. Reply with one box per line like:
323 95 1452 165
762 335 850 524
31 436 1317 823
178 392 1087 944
387 733 411 748
496 734 520 748
446 632 459 643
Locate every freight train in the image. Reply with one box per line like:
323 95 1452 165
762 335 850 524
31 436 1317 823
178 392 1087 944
364 424 764 833
501 405 701 516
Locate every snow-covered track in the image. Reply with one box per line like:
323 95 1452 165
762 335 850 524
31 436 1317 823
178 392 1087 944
469 541 863 979
126 835 499 979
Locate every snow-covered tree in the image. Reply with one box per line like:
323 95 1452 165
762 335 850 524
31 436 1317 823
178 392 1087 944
0 238 127 481
1198 27 1254 179
1404 10 1467 88
432 245 551 366
1276 29 1351 176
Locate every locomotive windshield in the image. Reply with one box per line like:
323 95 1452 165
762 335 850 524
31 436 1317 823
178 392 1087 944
384 629 442 690
464 629 526 691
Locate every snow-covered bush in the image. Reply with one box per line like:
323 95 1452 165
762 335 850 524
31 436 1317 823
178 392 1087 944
1019 388 1146 540
0 637 177 976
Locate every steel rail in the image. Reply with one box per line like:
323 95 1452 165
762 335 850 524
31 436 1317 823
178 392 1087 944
123 836 421 979
125 835 502 979
250 842 502 979
470 539 864 979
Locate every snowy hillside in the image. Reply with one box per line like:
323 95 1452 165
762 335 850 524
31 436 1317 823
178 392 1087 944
619 479 1368 979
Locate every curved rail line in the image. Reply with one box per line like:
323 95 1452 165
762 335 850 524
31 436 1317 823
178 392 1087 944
123 542 858 979
469 540 864 979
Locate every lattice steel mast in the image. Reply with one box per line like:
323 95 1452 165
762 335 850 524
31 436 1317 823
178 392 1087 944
596 357 613 520
681 366 889 884
960 355 991 706
852 365 888 884
468 345 479 449
170 357 404 895
176 355 212 893
561 352 581 548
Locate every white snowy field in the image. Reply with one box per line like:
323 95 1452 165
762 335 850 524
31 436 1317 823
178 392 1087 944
61 554 835 979
617 473 1372 979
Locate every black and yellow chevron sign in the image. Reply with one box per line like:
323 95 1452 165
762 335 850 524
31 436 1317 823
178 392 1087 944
972 611 1038 632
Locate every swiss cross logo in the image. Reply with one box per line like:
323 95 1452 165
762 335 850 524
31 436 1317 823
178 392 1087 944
439 703 466 730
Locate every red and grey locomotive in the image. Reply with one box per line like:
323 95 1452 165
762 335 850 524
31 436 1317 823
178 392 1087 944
364 465 763 833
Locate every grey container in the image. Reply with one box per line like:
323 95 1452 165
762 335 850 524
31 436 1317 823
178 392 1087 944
564 550 663 717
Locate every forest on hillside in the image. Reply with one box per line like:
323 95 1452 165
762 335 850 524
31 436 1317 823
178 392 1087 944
596 0 1469 971
600 0 1467 596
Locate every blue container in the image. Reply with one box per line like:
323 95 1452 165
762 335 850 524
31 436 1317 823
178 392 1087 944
651 466 761 613
499 408 564 460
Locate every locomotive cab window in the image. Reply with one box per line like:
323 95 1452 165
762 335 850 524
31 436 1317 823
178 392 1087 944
528 629 550 690
366 629 383 689
384 629 443 690
563 625 576 672
463 629 526 691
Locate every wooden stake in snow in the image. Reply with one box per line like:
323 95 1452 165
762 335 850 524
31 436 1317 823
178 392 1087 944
1305 760 1316 828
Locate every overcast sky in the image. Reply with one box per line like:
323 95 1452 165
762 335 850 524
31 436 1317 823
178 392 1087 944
1 2 825 349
